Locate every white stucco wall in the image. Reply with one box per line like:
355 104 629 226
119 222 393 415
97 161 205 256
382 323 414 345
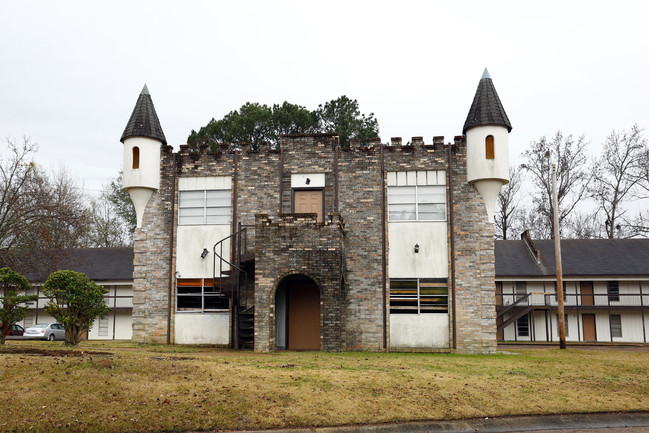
291 173 325 188
466 125 509 184
87 311 133 340
174 312 229 345
176 176 233 279
388 222 448 278
390 314 449 348
176 225 231 278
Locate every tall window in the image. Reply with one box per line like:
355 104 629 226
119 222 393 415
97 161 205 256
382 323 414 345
98 316 109 337
387 171 446 221
132 147 140 169
388 185 445 221
389 279 448 314
516 314 529 337
607 281 620 302
514 281 527 302
178 190 231 225
610 314 622 338
556 314 569 337
485 135 495 159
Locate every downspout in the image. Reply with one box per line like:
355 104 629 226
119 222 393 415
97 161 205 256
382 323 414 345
167 152 177 345
380 140 387 350
334 141 339 212
447 142 457 350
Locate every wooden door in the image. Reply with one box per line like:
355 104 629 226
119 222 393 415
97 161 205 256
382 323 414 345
287 281 320 350
582 314 597 341
294 190 323 222
580 281 594 306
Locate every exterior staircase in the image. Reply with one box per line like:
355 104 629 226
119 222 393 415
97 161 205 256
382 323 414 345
496 293 533 333
213 223 255 349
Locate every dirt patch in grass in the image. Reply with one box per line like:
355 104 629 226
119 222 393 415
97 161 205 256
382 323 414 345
1 342 648 433
0 346 113 357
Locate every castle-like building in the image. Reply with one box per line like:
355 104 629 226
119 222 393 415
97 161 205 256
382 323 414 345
120 69 511 353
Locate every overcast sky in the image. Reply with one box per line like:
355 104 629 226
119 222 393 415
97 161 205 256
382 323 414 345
1 1 648 196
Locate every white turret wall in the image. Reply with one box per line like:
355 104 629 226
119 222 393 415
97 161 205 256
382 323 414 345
122 136 161 190
122 136 162 228
466 125 509 184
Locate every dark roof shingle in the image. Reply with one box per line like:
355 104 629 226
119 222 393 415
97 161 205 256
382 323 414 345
463 69 512 134
496 239 649 278
120 84 167 145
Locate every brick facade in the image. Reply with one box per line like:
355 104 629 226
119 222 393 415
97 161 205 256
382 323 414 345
132 134 498 353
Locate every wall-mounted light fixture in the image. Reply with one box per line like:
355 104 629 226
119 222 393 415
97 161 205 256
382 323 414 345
306 177 311 185
201 248 209 259
414 244 420 253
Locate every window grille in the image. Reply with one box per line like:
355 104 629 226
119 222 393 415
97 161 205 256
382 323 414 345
178 190 231 225
607 281 620 302
610 314 622 338
516 314 529 337
389 279 448 314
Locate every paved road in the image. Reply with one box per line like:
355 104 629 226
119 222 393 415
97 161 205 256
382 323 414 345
234 413 649 433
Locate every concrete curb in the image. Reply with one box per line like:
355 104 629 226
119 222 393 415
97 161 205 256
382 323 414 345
236 412 649 433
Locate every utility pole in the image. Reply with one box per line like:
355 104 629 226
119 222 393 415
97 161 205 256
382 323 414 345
552 162 567 349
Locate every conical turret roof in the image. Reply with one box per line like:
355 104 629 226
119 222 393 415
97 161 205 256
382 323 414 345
120 84 167 145
462 68 512 134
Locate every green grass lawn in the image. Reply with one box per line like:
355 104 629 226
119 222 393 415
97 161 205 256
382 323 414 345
1 340 648 432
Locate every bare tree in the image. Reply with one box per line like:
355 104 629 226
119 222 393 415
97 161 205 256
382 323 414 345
495 166 523 240
11 166 92 262
590 125 646 238
566 212 601 239
521 131 591 238
0 137 40 249
87 183 132 247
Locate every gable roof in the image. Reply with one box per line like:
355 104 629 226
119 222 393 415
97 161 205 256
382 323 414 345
495 239 649 278
463 68 512 134
120 84 167 145
0 247 134 283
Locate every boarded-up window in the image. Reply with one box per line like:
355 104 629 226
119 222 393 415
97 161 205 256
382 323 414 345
485 135 495 159
132 147 140 169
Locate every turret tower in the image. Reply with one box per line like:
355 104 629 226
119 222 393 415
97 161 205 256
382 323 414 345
463 68 512 222
120 85 167 228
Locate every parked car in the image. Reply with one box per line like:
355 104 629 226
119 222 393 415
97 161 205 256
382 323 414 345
23 323 66 341
2 324 25 337
8 324 25 336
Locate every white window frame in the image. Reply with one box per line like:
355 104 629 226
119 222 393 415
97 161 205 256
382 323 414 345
610 314 622 338
516 314 530 337
178 189 231 225
387 171 446 222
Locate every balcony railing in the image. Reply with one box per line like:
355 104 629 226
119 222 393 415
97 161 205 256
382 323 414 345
497 292 649 308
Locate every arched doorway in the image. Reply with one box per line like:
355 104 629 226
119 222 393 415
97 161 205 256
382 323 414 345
275 274 321 350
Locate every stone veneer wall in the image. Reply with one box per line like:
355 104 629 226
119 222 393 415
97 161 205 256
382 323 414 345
131 145 175 343
132 135 497 353
254 213 344 352
448 136 497 354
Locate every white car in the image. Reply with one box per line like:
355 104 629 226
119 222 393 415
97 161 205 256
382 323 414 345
23 323 66 341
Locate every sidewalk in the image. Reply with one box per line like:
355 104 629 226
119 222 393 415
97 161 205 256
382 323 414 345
236 412 649 433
